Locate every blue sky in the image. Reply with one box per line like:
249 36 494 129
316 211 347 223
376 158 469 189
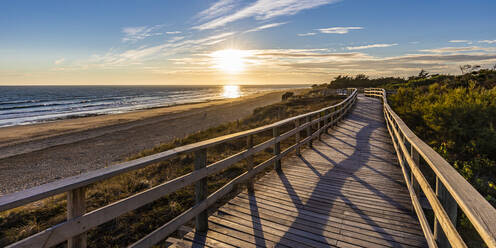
1 0 495 85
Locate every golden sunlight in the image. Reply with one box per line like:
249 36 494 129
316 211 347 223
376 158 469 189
222 85 241 98
211 49 250 74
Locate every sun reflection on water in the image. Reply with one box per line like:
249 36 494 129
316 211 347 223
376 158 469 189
222 85 241 98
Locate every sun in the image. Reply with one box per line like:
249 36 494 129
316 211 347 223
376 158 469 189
211 49 249 74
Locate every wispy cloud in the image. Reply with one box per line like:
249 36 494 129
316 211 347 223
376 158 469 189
244 22 287 33
195 0 237 22
122 25 163 42
297 32 317 36
479 40 496 44
168 36 185 43
166 31 182 34
449 40 471 43
54 58 65 65
280 52 496 76
193 0 340 30
176 48 496 78
347 43 397 50
419 46 496 53
317 27 363 34
90 32 236 66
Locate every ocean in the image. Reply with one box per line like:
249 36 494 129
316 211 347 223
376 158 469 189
0 85 308 127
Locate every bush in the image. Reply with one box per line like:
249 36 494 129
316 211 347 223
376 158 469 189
389 70 496 246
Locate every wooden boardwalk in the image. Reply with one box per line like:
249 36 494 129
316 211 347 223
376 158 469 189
173 96 427 247
3 90 494 248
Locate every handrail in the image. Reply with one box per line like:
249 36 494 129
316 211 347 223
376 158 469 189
365 88 496 248
0 89 358 248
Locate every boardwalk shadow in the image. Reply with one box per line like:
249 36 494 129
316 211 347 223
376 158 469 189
248 191 267 247
275 97 410 247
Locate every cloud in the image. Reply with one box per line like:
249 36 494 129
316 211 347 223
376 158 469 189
449 40 471 43
122 25 163 42
193 0 340 30
346 43 398 50
168 36 185 43
166 31 182 34
253 49 369 59
90 32 236 66
479 40 496 44
244 22 287 33
281 52 496 76
297 32 317 36
317 27 363 34
195 0 237 22
419 46 496 53
54 58 65 65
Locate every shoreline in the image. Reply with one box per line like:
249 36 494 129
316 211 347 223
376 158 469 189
0 89 306 194
0 90 288 157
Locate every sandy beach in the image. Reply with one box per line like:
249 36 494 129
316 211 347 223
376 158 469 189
0 90 293 194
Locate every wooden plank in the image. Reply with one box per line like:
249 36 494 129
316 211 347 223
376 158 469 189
254 177 413 210
187 228 257 248
253 180 415 214
209 215 313 248
182 231 236 248
220 200 426 246
211 213 340 247
235 191 421 231
251 182 414 217
230 194 423 238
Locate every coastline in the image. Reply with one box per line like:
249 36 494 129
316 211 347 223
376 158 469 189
0 89 305 194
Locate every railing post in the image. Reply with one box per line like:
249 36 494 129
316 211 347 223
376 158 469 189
273 126 281 171
434 177 458 248
317 112 322 140
330 107 335 129
306 115 312 147
246 135 254 192
411 146 421 197
68 187 87 248
295 119 301 156
194 148 208 232
324 109 329 134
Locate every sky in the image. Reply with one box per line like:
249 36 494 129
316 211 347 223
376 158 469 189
1 0 495 85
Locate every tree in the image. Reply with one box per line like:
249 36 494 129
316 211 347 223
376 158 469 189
418 69 429 79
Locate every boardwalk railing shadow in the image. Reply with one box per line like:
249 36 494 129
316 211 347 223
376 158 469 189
275 96 410 247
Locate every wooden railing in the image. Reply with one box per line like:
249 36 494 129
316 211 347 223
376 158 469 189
0 89 358 248
364 88 496 248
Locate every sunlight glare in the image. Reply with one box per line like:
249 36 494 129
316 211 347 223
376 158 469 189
222 85 241 98
211 49 250 74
